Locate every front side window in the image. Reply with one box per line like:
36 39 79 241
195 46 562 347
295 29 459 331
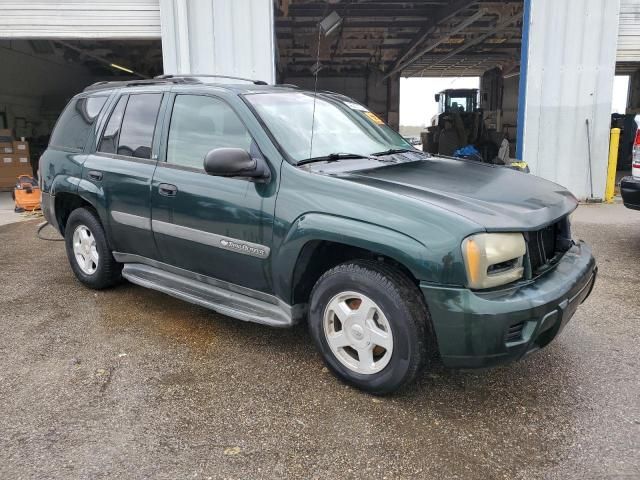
50 96 108 151
166 95 252 169
245 92 411 163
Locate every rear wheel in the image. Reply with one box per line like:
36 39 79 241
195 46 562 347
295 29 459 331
64 208 121 289
308 260 429 394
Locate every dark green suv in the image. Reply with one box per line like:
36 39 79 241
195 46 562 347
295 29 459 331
40 76 596 394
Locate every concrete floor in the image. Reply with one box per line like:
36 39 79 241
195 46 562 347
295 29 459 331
0 191 30 226
0 203 638 479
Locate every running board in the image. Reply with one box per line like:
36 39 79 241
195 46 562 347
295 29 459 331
121 263 294 327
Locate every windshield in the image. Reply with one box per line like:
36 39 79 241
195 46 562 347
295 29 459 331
245 92 412 163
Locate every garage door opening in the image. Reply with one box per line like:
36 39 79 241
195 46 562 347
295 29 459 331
399 76 480 145
0 39 161 184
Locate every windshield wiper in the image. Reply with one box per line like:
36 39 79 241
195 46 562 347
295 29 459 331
297 153 373 165
372 148 414 156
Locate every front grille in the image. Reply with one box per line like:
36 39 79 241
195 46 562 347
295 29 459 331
528 224 556 272
525 217 572 275
506 322 525 343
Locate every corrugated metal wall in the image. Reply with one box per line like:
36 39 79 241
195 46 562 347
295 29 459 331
159 0 275 83
0 0 161 39
618 0 640 62
520 0 621 200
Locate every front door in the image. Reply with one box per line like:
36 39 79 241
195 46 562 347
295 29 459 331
150 93 276 293
83 92 164 259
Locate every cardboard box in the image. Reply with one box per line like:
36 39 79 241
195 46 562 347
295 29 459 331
0 129 13 142
0 154 31 189
0 155 30 170
0 158 16 188
12 141 29 156
14 153 31 168
0 142 13 154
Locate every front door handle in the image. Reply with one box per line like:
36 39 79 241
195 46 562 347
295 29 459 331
87 170 103 181
158 183 178 197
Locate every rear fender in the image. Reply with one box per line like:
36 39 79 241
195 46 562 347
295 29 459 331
48 174 108 237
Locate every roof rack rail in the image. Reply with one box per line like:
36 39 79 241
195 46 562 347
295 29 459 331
83 77 197 92
155 74 269 85
83 74 269 93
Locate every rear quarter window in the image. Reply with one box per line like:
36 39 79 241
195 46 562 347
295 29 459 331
49 96 108 151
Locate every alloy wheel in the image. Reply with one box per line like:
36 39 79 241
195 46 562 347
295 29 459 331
323 291 393 374
72 225 99 275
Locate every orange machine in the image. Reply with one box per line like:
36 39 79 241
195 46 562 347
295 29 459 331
12 175 41 212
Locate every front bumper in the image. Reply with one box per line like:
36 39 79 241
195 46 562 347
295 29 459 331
620 175 640 210
421 241 596 368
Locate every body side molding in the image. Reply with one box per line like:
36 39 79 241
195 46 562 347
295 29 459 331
111 211 151 230
151 219 270 258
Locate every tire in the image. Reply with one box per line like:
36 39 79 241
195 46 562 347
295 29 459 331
64 207 122 289
308 260 429 395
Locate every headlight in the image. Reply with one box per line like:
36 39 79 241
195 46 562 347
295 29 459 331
461 233 526 289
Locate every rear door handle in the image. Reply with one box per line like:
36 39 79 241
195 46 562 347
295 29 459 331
87 170 103 181
158 183 178 197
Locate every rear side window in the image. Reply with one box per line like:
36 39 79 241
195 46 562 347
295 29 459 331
98 96 127 154
49 96 108 151
98 93 162 159
118 94 162 159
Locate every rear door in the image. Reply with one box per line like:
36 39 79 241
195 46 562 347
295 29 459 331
82 90 164 259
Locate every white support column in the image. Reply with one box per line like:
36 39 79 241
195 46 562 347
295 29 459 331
519 0 621 200
159 0 276 84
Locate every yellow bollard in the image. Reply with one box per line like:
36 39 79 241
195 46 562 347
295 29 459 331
605 128 621 203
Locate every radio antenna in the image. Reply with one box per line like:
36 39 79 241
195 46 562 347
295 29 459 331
308 24 322 159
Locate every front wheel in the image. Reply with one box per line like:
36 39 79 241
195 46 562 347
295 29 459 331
308 260 430 394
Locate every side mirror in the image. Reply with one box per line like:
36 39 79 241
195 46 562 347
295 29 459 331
203 148 271 182
434 94 440 103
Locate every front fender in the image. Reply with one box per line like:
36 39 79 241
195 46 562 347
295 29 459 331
273 213 434 303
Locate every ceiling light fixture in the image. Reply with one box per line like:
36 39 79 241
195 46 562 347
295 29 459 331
110 63 134 74
319 11 343 37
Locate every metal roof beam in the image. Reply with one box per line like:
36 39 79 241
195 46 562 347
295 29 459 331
383 7 486 79
409 11 523 76
387 0 477 74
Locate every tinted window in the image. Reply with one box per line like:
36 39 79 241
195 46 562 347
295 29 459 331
117 94 162 159
50 96 108 151
166 95 252 169
98 96 127 154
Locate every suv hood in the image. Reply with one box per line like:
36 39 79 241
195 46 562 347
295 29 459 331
327 157 577 231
